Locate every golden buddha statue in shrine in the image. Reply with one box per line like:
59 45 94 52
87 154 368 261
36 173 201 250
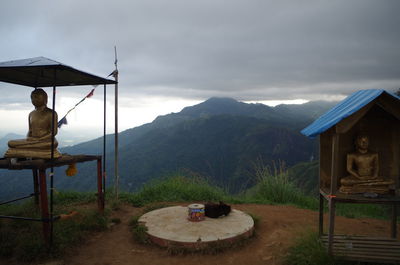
4 88 61 159
339 135 394 194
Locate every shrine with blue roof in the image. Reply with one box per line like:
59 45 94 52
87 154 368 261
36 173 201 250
301 89 400 262
302 89 400 194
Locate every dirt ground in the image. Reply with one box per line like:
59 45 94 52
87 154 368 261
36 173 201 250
4 203 400 265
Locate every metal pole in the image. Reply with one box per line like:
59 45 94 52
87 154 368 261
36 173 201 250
327 198 336 256
0 193 36 206
114 46 119 200
97 158 104 211
39 169 50 244
391 204 397 238
103 84 107 202
32 169 39 205
319 193 324 236
50 72 57 247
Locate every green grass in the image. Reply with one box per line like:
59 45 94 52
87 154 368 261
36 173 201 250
282 231 359 265
53 190 96 205
240 162 391 220
129 215 150 244
247 212 261 228
284 231 336 265
243 162 319 210
0 165 394 262
119 175 229 206
336 203 391 220
115 170 389 221
0 191 109 262
284 231 394 265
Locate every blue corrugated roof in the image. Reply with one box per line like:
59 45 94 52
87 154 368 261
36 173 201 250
301 89 400 138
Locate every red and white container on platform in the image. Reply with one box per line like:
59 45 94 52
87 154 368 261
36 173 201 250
187 204 205 222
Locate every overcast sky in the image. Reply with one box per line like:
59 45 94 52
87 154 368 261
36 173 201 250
0 0 399 141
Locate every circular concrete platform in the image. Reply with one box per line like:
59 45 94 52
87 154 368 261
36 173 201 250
138 206 254 249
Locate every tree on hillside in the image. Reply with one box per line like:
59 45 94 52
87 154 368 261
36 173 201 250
395 88 400 96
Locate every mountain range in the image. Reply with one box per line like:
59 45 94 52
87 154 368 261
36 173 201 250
0 98 336 200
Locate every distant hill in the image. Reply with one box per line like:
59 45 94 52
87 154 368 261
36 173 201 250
0 98 336 199
60 98 334 154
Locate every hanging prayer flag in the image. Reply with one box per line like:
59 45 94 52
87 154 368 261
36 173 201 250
58 116 68 128
107 70 118 78
57 87 96 128
86 88 95 98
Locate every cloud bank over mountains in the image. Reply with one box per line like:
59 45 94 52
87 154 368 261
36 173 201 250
0 0 399 103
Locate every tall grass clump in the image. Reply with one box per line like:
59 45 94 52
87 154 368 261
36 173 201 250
121 175 228 206
284 231 337 265
247 161 318 209
129 215 150 244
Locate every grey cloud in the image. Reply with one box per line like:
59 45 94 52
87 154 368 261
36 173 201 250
0 0 399 103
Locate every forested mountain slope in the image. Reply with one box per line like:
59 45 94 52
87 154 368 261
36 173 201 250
0 98 335 199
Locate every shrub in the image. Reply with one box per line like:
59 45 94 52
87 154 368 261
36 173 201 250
284 231 336 265
247 161 318 209
0 197 108 262
122 175 228 205
129 215 149 244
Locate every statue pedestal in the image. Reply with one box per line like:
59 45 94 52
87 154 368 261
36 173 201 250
5 148 61 159
339 185 394 194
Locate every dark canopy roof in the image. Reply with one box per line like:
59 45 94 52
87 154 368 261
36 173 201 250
0 56 116 87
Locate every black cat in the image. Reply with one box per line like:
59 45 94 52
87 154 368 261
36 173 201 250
205 201 231 218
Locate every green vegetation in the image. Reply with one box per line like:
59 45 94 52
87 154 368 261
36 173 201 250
118 165 389 221
247 212 261 228
284 231 392 265
243 161 391 220
288 160 319 195
1 98 335 201
53 190 96 205
0 192 108 262
0 161 393 262
245 161 318 209
129 215 149 244
284 231 336 265
336 203 391 220
0 98 392 263
119 175 228 207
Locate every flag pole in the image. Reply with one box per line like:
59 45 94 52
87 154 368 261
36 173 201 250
113 46 119 200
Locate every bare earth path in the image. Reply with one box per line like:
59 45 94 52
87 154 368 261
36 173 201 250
55 203 398 265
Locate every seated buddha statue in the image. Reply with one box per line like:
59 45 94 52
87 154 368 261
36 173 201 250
4 88 61 159
339 134 394 194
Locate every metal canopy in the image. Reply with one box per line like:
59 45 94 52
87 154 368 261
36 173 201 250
0 56 116 87
0 56 115 245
